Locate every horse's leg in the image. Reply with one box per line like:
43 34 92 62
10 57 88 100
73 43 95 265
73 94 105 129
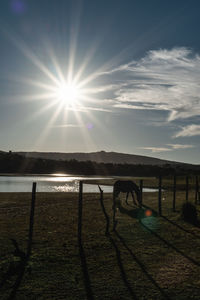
125 192 129 205
134 188 141 207
131 190 137 206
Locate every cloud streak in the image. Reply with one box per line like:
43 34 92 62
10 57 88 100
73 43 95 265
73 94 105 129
52 124 81 128
174 125 200 137
167 144 194 149
99 47 200 123
140 143 195 153
139 147 172 153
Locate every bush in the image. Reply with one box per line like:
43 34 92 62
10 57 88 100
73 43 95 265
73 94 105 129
181 202 198 225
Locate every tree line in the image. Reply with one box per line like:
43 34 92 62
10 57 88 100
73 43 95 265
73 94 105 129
0 151 199 176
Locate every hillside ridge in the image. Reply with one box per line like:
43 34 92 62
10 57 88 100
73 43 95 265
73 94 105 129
15 150 195 166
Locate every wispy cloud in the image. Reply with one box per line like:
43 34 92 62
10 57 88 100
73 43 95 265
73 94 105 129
167 144 195 149
52 124 81 128
65 105 113 113
139 147 172 153
140 143 195 153
174 125 200 137
99 47 200 122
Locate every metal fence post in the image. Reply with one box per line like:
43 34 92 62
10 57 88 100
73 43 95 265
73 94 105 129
27 182 37 258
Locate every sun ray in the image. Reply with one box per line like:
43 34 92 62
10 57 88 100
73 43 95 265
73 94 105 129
60 105 70 147
67 1 82 84
72 108 97 152
12 76 58 93
22 101 58 125
72 37 103 85
12 92 57 104
32 102 64 150
3 28 60 85
45 47 65 83
1 19 120 154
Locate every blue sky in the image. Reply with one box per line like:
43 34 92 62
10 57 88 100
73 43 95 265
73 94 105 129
0 0 200 164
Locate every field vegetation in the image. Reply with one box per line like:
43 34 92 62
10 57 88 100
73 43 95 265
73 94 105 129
0 179 200 299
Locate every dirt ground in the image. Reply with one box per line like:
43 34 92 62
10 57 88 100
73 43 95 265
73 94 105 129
0 191 200 299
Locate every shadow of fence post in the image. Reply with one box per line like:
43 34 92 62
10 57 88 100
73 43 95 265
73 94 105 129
78 181 94 300
98 186 138 299
8 182 37 300
114 230 171 300
98 185 109 235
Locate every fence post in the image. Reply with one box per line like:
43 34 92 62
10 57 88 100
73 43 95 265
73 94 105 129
195 176 199 205
78 181 83 240
98 185 109 235
186 176 189 202
140 179 143 206
173 175 176 212
27 182 37 258
158 176 162 215
77 181 94 299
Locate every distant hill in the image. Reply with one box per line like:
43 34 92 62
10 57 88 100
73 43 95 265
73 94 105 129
0 150 199 175
15 150 196 167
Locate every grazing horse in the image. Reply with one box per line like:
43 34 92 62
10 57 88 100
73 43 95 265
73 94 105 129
112 180 141 230
113 180 141 206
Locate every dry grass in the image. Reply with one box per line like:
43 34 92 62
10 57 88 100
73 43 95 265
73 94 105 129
0 190 200 299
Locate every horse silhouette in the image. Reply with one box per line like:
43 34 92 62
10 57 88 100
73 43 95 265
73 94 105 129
113 180 141 206
112 180 141 230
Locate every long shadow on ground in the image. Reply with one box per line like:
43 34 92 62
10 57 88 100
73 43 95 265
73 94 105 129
98 188 170 300
78 183 94 300
162 215 200 239
98 187 137 300
1 186 36 299
139 219 200 267
142 203 200 238
119 203 200 268
0 239 29 300
114 231 170 300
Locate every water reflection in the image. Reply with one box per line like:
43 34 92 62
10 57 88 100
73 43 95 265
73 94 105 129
0 175 159 193
0 175 112 193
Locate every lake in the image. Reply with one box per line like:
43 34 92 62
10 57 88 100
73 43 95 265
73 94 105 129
0 175 158 193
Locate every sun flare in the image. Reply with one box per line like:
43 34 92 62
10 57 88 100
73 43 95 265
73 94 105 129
55 82 81 106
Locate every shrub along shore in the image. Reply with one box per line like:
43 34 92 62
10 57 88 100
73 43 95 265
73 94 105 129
0 191 200 299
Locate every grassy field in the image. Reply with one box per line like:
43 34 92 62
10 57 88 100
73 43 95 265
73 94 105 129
0 186 200 299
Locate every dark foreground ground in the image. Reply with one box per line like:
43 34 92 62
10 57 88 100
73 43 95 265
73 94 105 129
0 190 200 299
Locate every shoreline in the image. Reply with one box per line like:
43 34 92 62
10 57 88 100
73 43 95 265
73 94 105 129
0 173 113 177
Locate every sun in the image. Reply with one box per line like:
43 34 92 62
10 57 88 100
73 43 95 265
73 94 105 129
55 81 81 106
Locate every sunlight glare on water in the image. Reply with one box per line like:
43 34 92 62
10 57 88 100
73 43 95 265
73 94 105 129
0 175 160 193
46 176 77 182
0 175 113 192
